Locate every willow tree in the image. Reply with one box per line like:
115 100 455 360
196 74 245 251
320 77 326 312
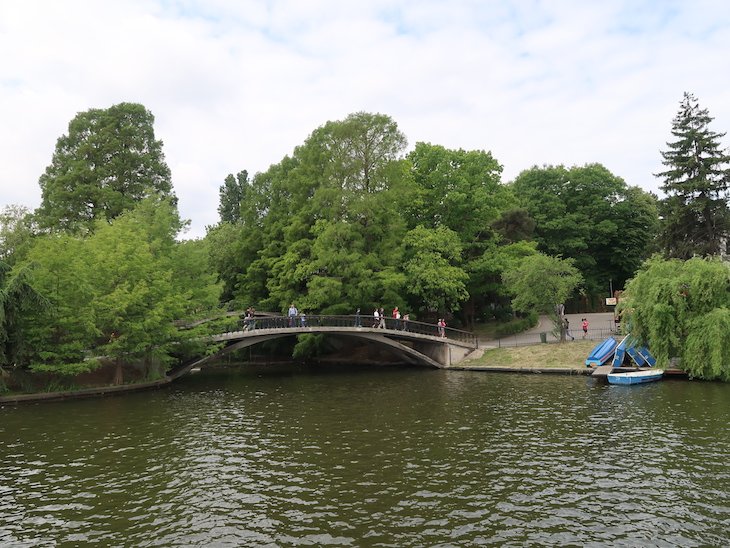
620 256 730 380
0 262 47 375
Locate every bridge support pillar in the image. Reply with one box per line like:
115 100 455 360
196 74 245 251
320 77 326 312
411 340 476 367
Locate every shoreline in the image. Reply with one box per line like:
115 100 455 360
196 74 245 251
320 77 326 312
1 338 690 405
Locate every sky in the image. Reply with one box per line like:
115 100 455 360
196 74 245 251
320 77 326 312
1 0 730 239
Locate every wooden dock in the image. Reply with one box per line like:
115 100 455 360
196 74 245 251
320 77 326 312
591 365 614 377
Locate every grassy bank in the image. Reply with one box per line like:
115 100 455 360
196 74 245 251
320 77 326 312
461 340 597 370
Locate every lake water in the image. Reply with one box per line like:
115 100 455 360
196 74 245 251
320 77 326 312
2 365 729 546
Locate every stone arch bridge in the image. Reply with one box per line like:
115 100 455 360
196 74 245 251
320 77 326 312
169 314 479 380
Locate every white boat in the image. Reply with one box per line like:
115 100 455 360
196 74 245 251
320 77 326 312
607 369 664 385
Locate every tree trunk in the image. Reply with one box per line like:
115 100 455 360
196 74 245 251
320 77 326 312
113 359 123 385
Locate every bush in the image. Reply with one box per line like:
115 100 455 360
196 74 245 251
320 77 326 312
494 311 538 338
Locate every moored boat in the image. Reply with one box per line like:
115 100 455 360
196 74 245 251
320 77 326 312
607 369 664 385
585 337 618 367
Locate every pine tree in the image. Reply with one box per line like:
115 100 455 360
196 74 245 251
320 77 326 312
656 92 730 259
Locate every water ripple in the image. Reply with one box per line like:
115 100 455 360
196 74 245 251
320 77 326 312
1 368 729 546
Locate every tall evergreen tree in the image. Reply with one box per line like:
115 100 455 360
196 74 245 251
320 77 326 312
656 92 730 259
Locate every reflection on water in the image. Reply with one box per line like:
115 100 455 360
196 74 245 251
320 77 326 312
1 365 729 546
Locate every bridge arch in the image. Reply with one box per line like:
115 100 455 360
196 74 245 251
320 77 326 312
169 315 478 380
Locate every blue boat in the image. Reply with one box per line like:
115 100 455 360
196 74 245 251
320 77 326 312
611 335 630 367
637 346 657 367
585 337 618 367
626 346 647 367
607 369 664 385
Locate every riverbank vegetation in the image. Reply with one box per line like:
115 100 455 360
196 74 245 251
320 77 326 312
1 91 729 390
619 257 730 381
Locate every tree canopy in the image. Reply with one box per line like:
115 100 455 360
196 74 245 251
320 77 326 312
502 253 583 333
620 256 730 380
511 163 659 300
656 92 730 259
36 102 174 234
17 198 220 377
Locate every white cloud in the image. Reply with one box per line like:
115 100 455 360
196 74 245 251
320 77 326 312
2 0 730 238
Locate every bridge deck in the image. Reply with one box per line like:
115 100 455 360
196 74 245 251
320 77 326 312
209 325 478 348
169 315 479 379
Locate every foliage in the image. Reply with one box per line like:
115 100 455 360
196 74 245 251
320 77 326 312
493 311 539 338
502 253 583 330
16 198 219 376
511 163 659 296
402 225 468 314
684 308 730 381
656 92 730 259
218 170 249 224
0 205 35 266
36 102 174 234
209 112 413 318
406 143 516 326
620 256 730 380
0 261 48 368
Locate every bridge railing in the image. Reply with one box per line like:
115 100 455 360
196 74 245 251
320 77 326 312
236 314 477 346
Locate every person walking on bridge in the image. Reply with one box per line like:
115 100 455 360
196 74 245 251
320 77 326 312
288 303 298 327
392 306 401 330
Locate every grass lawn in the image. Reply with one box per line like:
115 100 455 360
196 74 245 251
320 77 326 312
462 340 597 369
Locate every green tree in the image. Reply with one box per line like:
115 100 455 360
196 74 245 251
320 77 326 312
36 102 174 234
86 204 185 383
656 92 730 259
620 256 730 380
20 235 98 373
0 261 47 371
406 143 515 326
502 253 583 337
218 170 249 224
0 205 35 266
19 198 204 380
511 163 659 303
403 225 469 315
212 112 413 316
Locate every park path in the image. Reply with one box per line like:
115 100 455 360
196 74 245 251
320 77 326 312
480 312 616 348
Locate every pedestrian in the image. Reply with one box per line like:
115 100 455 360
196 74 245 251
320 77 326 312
392 306 400 330
378 307 386 329
373 307 380 328
300 310 306 327
248 307 256 331
242 307 252 331
581 318 589 339
288 303 298 327
438 318 446 337
355 307 361 327
565 317 575 340
402 312 409 331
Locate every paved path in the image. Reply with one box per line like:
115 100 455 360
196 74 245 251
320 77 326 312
483 312 616 348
